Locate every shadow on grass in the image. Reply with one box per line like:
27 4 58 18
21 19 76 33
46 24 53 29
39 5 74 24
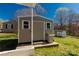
69 35 79 39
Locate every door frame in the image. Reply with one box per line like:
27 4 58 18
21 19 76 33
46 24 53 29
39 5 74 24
33 21 45 41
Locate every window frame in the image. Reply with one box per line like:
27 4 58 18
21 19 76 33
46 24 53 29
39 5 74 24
10 24 13 29
22 20 30 29
46 22 51 30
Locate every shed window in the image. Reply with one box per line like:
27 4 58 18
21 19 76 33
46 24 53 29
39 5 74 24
23 21 30 29
46 23 51 29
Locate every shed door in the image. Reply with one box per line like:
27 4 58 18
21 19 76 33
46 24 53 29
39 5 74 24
33 21 44 41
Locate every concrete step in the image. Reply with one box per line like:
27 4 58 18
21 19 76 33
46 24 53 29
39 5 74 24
34 42 59 48
0 42 59 56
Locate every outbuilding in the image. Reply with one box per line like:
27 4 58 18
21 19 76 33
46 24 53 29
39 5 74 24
18 15 54 44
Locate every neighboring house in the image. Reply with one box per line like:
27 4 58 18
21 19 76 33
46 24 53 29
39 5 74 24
3 19 18 33
0 21 4 32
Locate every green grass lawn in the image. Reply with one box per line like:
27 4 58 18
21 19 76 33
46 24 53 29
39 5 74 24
0 33 17 40
34 36 79 56
1 33 79 56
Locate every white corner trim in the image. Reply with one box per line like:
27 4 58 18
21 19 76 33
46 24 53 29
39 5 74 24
31 8 33 45
44 22 45 41
17 16 20 43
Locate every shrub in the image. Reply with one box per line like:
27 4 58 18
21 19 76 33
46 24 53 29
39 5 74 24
0 39 18 51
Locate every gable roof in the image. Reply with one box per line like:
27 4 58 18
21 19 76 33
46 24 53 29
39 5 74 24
18 15 53 22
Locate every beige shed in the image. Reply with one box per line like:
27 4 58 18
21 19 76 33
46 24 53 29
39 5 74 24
18 15 54 44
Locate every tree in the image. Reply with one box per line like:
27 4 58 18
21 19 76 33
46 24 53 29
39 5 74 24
71 14 79 35
55 7 73 31
68 10 74 34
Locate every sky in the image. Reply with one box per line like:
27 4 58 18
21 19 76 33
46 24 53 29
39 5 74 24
0 3 79 23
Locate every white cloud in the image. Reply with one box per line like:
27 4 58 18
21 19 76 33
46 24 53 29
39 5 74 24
0 18 9 22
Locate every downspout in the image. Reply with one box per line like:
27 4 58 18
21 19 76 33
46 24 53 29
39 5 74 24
18 16 19 43
31 8 33 45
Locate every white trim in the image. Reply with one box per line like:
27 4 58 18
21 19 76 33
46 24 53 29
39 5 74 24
9 23 13 29
9 24 12 29
18 16 20 43
22 20 30 30
44 22 45 41
31 8 33 45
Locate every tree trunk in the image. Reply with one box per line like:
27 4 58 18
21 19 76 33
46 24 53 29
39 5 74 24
60 16 63 30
